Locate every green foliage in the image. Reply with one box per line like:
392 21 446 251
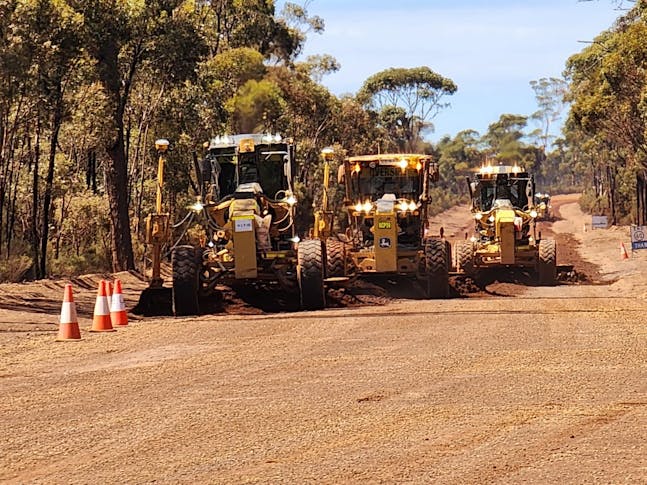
357 66 457 151
226 79 286 133
529 77 568 150
564 2 647 223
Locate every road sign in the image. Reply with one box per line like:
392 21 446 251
592 215 608 229
631 225 647 250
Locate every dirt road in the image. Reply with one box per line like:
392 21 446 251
1 195 646 484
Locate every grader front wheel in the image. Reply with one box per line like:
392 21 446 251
457 240 476 276
325 238 346 278
297 239 326 310
537 239 557 286
172 245 201 316
425 238 450 299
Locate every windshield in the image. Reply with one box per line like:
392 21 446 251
350 165 421 200
208 146 290 201
478 175 530 211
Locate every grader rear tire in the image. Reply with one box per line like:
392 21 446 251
325 238 346 278
425 238 449 299
172 245 201 316
538 239 557 286
297 239 326 310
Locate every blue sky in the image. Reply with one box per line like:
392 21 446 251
278 0 624 142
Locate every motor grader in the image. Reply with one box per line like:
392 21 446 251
143 134 326 316
315 152 450 298
534 191 552 220
456 164 557 285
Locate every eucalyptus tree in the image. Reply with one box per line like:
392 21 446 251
565 2 647 224
66 0 206 271
529 78 568 149
197 0 315 62
13 0 84 277
0 0 28 262
480 114 538 168
357 67 457 152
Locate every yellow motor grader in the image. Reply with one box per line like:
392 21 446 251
456 164 557 285
143 134 326 316
315 152 450 298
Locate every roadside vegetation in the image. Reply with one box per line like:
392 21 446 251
0 0 645 281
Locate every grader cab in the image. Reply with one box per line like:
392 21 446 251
457 164 557 285
319 153 450 298
144 134 326 316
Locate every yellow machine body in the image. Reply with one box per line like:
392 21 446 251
495 208 516 265
231 215 258 279
373 212 398 272
144 213 170 244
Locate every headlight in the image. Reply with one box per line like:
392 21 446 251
190 200 204 212
354 202 363 212
362 201 373 213
530 210 538 218
488 215 495 222
408 201 417 211
290 236 300 243
474 212 483 221
398 201 409 212
285 195 297 206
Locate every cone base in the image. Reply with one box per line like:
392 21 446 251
56 337 83 342
89 328 117 333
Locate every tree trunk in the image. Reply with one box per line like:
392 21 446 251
40 97 63 278
638 170 647 226
106 129 135 272
30 118 41 278
606 165 617 226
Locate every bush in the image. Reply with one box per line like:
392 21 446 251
0 255 33 282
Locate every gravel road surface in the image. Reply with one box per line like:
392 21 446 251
1 195 646 484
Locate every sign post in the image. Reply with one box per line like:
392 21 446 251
631 225 647 251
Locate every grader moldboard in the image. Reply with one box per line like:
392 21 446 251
315 152 450 298
139 134 327 316
456 164 557 285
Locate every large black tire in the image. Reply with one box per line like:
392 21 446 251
538 239 557 286
172 245 201 316
445 239 452 272
297 239 326 310
425 238 449 299
457 240 476 276
325 238 346 278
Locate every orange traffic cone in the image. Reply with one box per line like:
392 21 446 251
90 280 116 332
110 279 128 327
620 242 629 260
106 280 113 310
56 284 82 341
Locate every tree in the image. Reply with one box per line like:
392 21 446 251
357 66 457 151
15 0 83 278
66 0 205 271
226 79 286 133
529 77 568 153
564 2 647 224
